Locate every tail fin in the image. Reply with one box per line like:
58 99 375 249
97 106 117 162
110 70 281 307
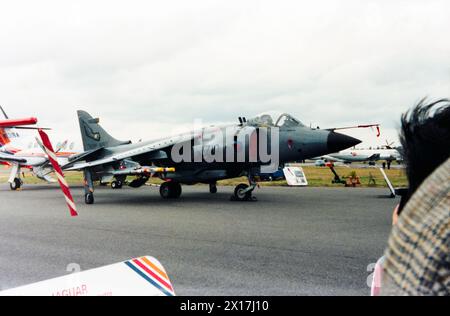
77 110 130 151
0 127 23 150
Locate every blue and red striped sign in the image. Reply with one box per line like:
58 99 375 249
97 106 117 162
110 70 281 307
125 257 175 296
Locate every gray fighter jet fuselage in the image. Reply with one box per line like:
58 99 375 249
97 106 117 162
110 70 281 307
65 111 360 204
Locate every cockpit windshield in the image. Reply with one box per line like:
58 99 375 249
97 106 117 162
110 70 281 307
248 111 305 128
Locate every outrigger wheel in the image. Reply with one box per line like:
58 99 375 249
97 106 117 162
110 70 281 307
111 180 123 189
160 182 182 199
10 178 22 191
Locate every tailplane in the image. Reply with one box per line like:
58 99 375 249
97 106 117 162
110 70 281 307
77 110 130 151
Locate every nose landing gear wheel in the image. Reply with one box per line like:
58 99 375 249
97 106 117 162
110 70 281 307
10 178 22 191
233 183 252 201
160 182 182 199
209 183 217 194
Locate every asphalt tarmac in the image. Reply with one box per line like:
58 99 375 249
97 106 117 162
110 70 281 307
0 184 398 296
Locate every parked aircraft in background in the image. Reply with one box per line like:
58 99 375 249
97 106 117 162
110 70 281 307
0 106 78 190
0 105 78 216
317 141 403 169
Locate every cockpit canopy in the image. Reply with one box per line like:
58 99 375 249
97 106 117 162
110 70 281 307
247 111 305 128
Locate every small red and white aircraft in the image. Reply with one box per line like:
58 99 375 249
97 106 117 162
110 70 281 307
0 106 78 216
0 107 78 191
0 133 77 190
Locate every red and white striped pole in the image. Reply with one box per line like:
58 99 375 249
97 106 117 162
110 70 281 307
38 129 78 217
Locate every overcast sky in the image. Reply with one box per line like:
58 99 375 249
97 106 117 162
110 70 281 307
0 0 449 148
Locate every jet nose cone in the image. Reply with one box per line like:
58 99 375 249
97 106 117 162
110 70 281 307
327 132 361 153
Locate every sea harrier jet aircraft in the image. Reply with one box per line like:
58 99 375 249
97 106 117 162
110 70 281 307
64 110 362 204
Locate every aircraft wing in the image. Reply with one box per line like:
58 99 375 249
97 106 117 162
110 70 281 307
367 153 381 161
0 152 27 164
64 147 106 167
63 134 193 171
323 155 344 162
0 117 38 128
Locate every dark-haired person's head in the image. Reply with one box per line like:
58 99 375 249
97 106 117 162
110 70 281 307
398 98 450 212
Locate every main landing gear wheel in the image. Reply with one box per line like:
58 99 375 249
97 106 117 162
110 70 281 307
10 178 22 191
85 193 95 205
160 182 182 199
209 183 217 194
111 180 123 189
233 183 253 201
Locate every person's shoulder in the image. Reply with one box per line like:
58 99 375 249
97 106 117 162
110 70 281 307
382 158 450 296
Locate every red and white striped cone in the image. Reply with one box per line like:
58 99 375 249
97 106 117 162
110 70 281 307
38 129 78 217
